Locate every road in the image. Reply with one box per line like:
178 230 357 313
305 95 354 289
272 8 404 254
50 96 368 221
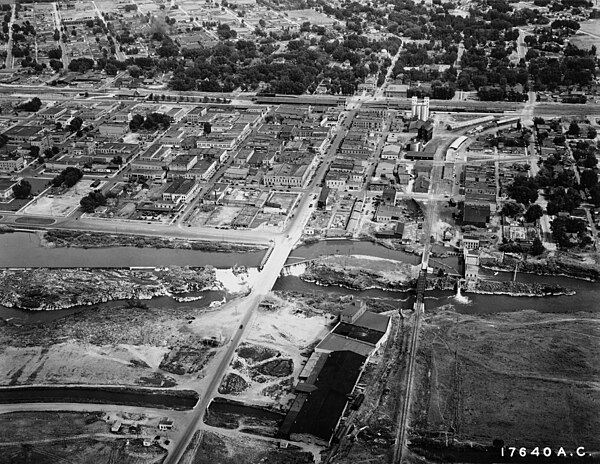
52 3 70 69
5 3 15 69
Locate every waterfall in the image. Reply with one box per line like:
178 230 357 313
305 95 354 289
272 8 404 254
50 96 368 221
453 280 471 304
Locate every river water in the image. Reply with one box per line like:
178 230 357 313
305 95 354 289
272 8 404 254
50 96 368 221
275 267 600 315
0 292 226 324
0 232 266 268
1 233 598 320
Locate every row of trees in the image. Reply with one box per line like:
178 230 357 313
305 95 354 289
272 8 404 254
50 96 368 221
51 167 83 188
129 112 171 132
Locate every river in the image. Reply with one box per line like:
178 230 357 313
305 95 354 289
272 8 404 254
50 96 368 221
274 267 600 315
0 292 226 324
0 231 266 268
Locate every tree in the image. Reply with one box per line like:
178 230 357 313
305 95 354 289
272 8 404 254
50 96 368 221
507 177 539 205
580 169 599 189
110 155 123 165
128 65 141 78
29 145 40 158
530 237 545 255
524 204 544 223
51 167 83 188
69 116 83 132
105 63 118 76
80 190 107 213
567 121 580 137
15 97 42 112
12 180 31 199
203 121 212 135
48 48 62 59
501 201 523 218
129 114 144 132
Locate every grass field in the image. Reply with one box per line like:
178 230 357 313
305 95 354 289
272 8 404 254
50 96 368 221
409 309 600 458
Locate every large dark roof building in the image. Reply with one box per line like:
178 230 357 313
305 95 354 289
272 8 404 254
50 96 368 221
285 351 366 443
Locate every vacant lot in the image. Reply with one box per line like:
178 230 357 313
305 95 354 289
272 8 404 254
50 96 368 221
182 430 314 464
216 294 331 411
409 309 600 460
0 438 166 464
205 206 244 227
24 179 99 217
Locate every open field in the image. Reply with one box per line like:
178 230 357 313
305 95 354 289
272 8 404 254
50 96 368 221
287 9 338 25
0 290 251 388
24 180 99 217
0 437 166 464
0 411 168 464
182 430 315 464
408 309 600 461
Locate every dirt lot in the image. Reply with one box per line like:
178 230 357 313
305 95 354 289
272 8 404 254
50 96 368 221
182 430 314 464
409 309 600 461
216 294 332 411
24 179 100 217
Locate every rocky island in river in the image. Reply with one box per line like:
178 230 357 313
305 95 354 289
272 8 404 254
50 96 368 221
0 266 219 310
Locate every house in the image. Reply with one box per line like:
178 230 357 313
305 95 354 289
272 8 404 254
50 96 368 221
110 421 122 433
0 178 16 202
158 419 174 431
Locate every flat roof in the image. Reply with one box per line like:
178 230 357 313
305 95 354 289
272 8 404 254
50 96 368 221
332 322 384 345
289 351 365 441
316 333 374 358
353 311 390 333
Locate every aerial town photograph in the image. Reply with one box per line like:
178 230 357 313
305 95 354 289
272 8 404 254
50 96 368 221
0 0 599 462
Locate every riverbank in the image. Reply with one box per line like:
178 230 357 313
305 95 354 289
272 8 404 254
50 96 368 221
481 252 600 282
0 266 219 310
41 229 267 253
300 255 420 292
